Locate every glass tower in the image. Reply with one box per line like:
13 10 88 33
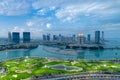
12 32 20 44
95 31 100 44
23 32 30 43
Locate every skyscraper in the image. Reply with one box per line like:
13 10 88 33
23 32 30 43
95 31 100 44
101 31 104 44
59 34 62 41
8 32 12 43
43 34 47 41
87 34 91 42
12 32 20 44
77 34 85 44
72 34 76 42
53 35 57 41
47 34 50 41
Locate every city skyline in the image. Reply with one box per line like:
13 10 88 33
0 0 120 38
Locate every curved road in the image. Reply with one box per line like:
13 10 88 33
31 73 120 80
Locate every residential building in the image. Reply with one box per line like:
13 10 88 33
23 32 30 43
87 34 91 42
77 34 86 44
53 35 57 41
12 32 20 44
8 32 12 43
95 31 100 44
43 34 47 41
47 34 50 41
101 31 104 44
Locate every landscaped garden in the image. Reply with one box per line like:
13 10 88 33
0 57 120 80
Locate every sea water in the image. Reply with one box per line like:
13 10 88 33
0 38 120 61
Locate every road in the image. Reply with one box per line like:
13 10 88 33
31 73 120 80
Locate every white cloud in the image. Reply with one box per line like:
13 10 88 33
36 6 57 16
50 6 56 10
26 21 34 27
55 4 93 22
12 26 25 32
0 0 119 17
26 18 42 27
0 0 31 16
100 23 120 31
29 28 44 38
32 0 64 9
55 2 120 22
26 17 52 29
0 0 62 16
46 23 51 29
37 8 47 15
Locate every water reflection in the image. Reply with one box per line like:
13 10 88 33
77 52 85 59
23 50 31 57
0 45 120 61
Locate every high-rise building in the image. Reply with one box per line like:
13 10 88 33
23 32 30 43
8 32 12 43
12 32 20 44
43 34 47 41
101 31 104 44
77 34 85 44
47 34 50 41
61 36 64 42
53 35 57 41
95 31 100 44
87 34 91 42
59 34 62 41
72 34 76 42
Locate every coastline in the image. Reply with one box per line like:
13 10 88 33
0 48 29 52
0 45 120 61
0 43 39 52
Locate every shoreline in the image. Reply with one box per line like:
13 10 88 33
0 45 120 61
0 43 39 52
0 54 119 63
0 48 30 52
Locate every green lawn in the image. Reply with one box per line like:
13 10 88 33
0 57 120 80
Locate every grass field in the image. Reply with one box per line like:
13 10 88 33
0 57 120 80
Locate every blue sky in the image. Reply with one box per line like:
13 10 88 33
0 0 120 38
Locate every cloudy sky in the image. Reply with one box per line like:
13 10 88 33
0 0 120 38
